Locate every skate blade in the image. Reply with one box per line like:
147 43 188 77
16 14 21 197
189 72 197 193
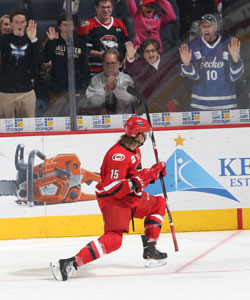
145 258 167 268
50 261 63 281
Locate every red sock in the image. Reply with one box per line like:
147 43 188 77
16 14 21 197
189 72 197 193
144 214 163 243
75 230 123 266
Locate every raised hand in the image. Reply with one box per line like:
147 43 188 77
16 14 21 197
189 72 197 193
47 26 59 40
126 41 138 60
179 43 192 66
26 19 37 41
228 37 241 63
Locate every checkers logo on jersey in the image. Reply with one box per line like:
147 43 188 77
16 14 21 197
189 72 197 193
112 153 125 161
100 35 118 49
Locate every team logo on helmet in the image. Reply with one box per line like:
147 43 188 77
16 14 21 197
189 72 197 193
124 116 150 137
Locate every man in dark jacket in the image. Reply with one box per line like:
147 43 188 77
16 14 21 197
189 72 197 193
0 9 44 118
45 13 89 117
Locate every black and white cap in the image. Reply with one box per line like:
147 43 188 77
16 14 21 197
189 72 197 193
201 14 217 25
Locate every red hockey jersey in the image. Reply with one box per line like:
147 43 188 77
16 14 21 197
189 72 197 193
78 16 129 75
95 142 143 209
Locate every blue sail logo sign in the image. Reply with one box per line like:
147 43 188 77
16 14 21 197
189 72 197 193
145 136 239 202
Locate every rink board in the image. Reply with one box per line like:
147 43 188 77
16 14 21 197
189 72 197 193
0 208 248 240
0 125 250 240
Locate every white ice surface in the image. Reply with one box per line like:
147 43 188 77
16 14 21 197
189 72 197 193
0 230 250 300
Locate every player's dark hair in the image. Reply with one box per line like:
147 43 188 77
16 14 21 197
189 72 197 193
138 38 160 55
9 9 28 22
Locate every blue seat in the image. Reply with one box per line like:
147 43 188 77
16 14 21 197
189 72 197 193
0 0 25 15
27 0 64 20
124 17 134 41
115 0 139 41
116 0 139 20
36 20 57 42
77 0 96 22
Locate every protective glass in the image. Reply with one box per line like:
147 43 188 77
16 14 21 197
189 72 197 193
143 129 152 141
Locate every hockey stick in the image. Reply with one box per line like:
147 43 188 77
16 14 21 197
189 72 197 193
127 86 179 252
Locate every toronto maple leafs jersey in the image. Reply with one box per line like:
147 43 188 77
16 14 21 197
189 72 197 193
78 17 128 75
181 35 244 110
0 33 44 93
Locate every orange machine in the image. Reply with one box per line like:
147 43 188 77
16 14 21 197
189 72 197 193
0 144 100 206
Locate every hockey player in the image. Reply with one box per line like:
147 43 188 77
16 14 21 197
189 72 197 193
50 116 167 281
179 14 244 111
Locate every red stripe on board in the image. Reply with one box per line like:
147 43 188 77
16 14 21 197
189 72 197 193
237 208 243 230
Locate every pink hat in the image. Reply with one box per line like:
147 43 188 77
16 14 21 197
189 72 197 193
140 0 156 6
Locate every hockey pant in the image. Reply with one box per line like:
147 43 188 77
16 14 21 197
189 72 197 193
75 193 166 267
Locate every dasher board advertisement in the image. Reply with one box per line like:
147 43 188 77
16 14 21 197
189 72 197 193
0 126 249 219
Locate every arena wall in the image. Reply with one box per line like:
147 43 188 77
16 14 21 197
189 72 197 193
0 125 249 240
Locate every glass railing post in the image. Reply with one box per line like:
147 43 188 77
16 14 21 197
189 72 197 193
65 0 77 131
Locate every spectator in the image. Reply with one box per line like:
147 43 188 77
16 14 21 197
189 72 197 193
50 116 167 281
85 48 138 114
0 9 44 119
127 0 176 53
0 15 12 35
0 15 12 69
77 0 129 76
44 13 89 117
177 0 216 41
179 14 244 111
125 39 171 111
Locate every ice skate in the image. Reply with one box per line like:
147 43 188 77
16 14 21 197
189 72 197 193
141 235 167 267
50 257 77 281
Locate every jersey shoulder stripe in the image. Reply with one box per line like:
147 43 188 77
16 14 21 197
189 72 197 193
78 17 99 35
